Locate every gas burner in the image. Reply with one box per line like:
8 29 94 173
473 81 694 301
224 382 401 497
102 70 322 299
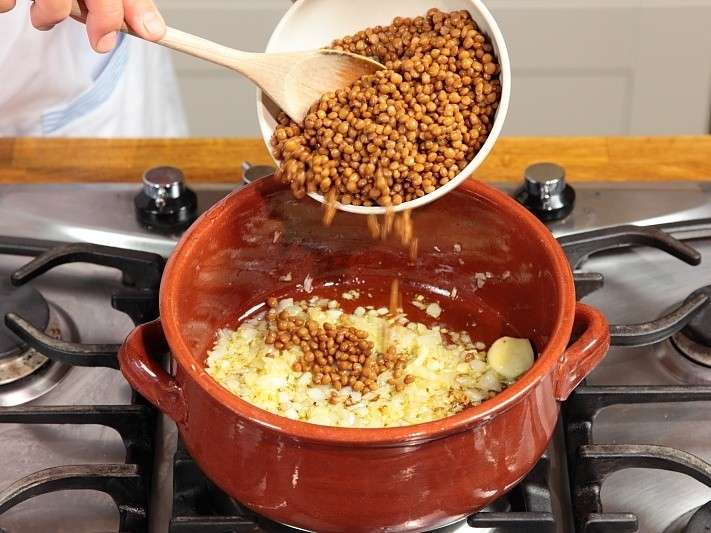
0 348 50 386
0 278 48 358
0 279 74 406
0 354 70 407
652 286 711 384
662 501 711 533
671 286 711 368
657 339 711 385
685 501 711 533
671 331 711 368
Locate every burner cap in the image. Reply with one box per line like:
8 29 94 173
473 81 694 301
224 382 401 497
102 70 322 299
671 330 711 368
682 286 711 347
685 500 711 533
669 287 711 368
0 278 49 358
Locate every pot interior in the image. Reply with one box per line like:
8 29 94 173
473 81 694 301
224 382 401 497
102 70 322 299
164 178 567 380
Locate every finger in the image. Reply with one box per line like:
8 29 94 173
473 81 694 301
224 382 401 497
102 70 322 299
84 0 124 53
0 0 17 14
30 0 72 30
123 0 165 41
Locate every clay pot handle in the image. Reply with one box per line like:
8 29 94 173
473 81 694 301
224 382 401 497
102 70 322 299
554 303 610 401
118 319 187 423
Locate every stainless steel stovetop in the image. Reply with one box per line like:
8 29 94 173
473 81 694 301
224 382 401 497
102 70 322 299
1 176 711 533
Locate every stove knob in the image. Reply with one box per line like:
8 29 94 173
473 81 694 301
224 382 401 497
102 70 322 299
142 166 185 208
241 161 275 185
514 162 575 222
134 166 198 233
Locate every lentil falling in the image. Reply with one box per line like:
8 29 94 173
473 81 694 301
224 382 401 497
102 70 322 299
271 8 502 207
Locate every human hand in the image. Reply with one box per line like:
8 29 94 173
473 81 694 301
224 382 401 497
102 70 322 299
0 0 167 53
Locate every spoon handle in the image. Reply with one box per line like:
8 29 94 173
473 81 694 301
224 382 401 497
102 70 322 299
70 0 251 70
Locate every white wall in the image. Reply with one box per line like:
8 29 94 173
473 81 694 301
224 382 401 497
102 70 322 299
158 0 711 137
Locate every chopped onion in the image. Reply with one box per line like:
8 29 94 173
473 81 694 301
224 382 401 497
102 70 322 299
205 297 533 428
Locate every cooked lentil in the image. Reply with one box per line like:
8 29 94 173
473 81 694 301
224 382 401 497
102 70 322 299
271 8 502 207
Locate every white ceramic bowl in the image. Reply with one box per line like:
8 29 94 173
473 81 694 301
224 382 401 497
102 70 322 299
256 0 511 214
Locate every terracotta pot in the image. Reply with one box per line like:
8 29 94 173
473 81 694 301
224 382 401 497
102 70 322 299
118 178 609 533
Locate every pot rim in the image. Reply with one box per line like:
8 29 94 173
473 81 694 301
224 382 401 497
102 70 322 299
160 180 575 446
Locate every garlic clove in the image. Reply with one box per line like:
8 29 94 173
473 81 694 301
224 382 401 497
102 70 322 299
487 337 534 379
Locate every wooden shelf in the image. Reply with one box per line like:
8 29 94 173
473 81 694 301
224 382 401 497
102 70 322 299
1 136 709 183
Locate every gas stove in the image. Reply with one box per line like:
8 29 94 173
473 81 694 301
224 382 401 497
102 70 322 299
1 165 711 533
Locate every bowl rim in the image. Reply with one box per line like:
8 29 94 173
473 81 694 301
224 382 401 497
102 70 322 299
254 0 512 215
160 179 576 446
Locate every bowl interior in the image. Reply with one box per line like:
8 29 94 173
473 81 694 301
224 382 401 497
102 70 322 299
256 0 511 215
162 179 567 404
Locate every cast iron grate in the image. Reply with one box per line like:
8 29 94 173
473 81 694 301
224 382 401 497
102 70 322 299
0 236 165 533
560 221 710 346
565 386 711 533
4 220 711 532
560 221 711 532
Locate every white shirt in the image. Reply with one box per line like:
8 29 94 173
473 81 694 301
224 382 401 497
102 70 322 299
0 2 188 137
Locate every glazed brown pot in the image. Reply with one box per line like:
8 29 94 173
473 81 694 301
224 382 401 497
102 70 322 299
118 178 609 533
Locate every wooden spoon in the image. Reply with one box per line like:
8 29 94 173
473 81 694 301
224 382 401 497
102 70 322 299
69 0 384 123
